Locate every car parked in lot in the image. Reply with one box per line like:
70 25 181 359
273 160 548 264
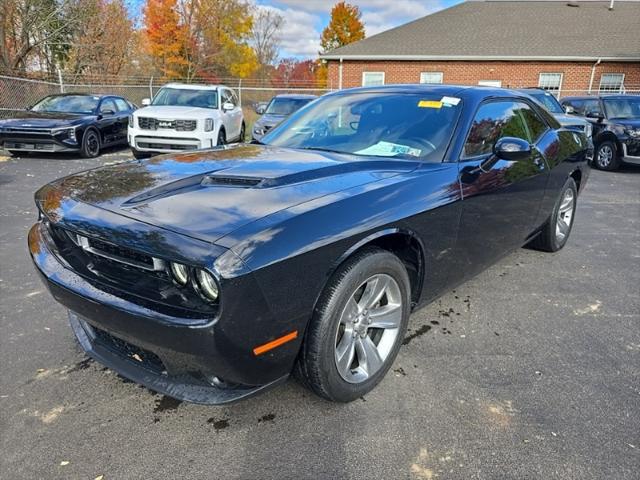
251 94 316 141
0 93 135 158
29 85 591 404
517 88 592 137
128 83 245 159
560 95 640 170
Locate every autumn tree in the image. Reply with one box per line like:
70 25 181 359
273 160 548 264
188 0 258 80
273 58 317 88
64 0 135 78
317 1 365 87
250 7 283 82
143 0 191 79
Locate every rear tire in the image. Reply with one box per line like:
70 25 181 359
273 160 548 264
80 128 101 158
295 247 411 402
239 122 246 143
594 140 620 171
528 177 577 252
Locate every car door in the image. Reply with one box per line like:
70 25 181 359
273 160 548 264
220 88 241 140
97 98 119 144
113 97 132 143
454 99 551 276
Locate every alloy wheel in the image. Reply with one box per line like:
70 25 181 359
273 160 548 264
555 188 575 243
334 274 402 384
86 131 99 156
597 144 613 168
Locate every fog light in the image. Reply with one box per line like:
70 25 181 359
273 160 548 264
196 269 219 301
170 262 189 285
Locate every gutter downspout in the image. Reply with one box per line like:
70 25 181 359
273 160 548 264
338 57 343 90
588 58 601 94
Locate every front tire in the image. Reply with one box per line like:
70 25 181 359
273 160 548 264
529 177 577 252
594 140 620 171
239 122 246 143
80 128 101 158
216 128 226 146
130 147 150 160
295 248 411 402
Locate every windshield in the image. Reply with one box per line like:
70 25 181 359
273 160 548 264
529 92 563 114
265 97 313 116
262 92 462 161
603 97 640 119
152 88 218 109
32 95 99 114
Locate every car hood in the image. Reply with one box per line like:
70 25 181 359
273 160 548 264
610 118 640 129
554 113 589 127
134 105 217 119
38 145 419 244
255 114 287 128
0 111 92 129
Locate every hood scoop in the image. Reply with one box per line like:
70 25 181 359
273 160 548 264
201 175 263 188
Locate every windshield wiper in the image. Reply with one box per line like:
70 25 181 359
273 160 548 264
297 146 349 155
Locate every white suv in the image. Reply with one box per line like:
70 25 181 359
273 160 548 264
128 83 245 158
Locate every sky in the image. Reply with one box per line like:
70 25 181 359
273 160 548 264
126 0 464 59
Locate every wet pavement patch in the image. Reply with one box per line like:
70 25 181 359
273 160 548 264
153 395 182 413
402 324 432 345
207 418 229 430
66 357 94 373
258 413 276 423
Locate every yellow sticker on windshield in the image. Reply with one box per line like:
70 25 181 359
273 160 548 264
418 100 442 108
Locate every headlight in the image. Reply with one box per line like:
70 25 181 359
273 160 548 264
52 126 77 142
583 123 593 138
195 269 219 302
625 128 640 138
169 262 189 286
204 118 214 132
129 115 134 127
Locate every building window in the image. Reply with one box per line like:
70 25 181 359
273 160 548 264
538 73 563 95
362 72 385 87
478 80 502 88
599 73 625 93
420 72 443 84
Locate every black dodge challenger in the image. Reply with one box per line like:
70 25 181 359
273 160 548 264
0 93 135 158
29 85 592 404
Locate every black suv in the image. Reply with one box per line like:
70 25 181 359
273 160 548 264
560 95 640 171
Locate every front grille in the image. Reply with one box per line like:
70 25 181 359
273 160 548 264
92 326 166 374
5 141 55 151
87 237 157 270
4 127 52 135
137 141 197 151
138 117 197 131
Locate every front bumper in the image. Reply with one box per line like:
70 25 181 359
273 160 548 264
621 139 640 165
0 131 79 152
128 127 216 153
28 221 295 404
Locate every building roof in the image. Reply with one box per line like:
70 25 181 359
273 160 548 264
321 1 640 61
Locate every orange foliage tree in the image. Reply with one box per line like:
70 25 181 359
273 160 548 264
317 1 365 87
143 0 191 79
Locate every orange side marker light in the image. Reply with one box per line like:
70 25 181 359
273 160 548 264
253 331 298 356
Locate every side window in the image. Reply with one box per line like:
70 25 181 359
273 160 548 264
113 98 130 112
221 89 234 106
99 99 117 113
463 101 529 158
519 103 548 142
582 99 602 116
230 90 239 107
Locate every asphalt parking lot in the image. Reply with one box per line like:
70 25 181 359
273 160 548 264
1 148 639 480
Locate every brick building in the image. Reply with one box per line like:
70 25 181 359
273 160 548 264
321 0 640 97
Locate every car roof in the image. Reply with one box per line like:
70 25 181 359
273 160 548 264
45 93 115 99
272 94 317 99
162 83 222 91
561 95 635 101
330 84 536 101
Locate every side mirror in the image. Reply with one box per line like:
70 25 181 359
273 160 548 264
25 106 31 111
255 104 266 115
141 98 151 106
585 110 603 120
564 105 574 114
222 102 235 112
493 137 531 161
